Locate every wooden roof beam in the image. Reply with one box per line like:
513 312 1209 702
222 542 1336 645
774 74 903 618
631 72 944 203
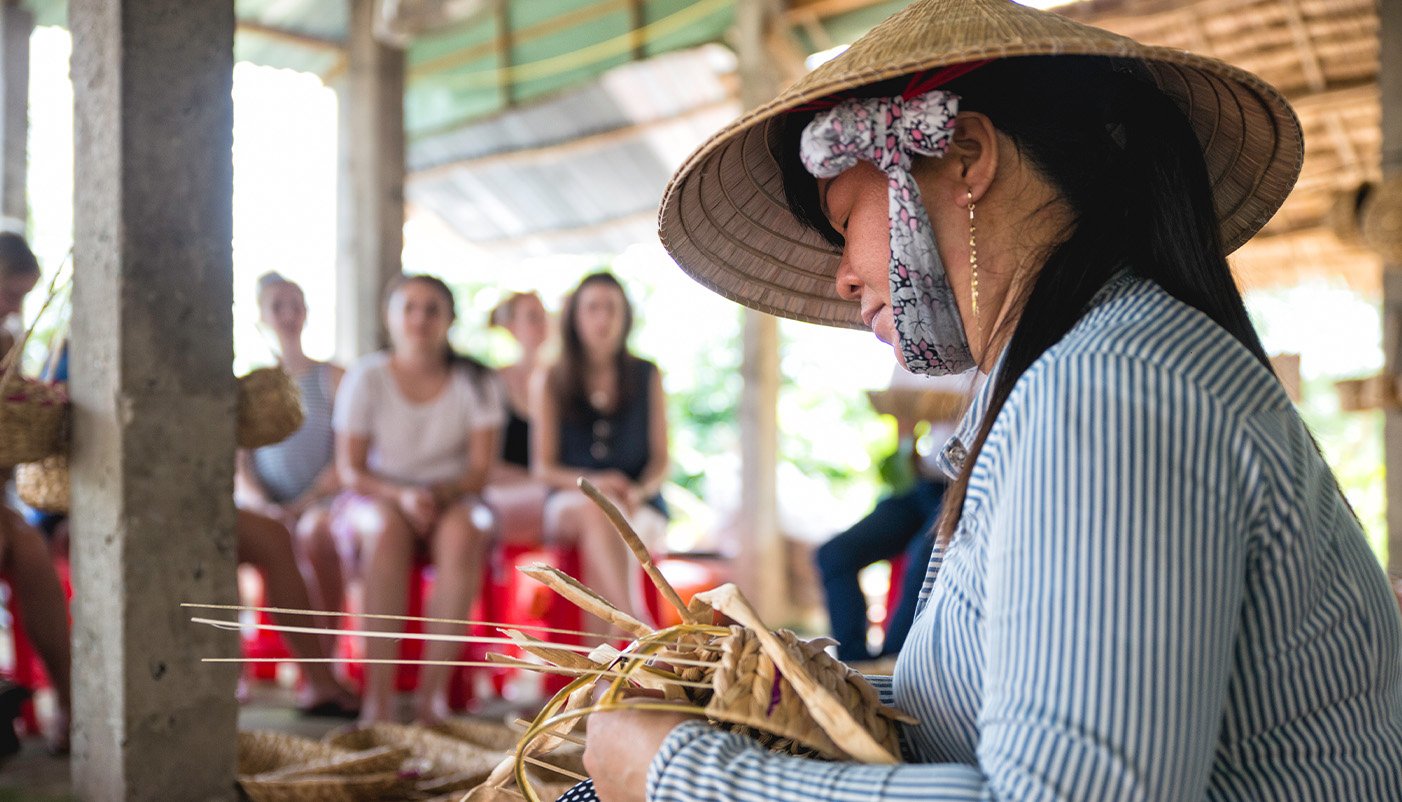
1281 0 1327 92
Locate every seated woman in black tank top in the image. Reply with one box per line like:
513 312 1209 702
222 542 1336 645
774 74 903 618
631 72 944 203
530 272 670 634
482 291 552 543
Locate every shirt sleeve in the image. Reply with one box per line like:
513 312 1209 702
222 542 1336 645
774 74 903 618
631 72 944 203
646 351 1253 802
333 358 375 437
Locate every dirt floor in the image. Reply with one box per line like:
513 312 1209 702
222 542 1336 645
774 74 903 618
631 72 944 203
0 683 542 801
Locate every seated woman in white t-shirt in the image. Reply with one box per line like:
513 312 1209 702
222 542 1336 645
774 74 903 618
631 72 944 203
333 274 503 726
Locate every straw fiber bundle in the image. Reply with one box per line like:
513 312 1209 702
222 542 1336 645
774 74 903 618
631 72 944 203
491 480 917 802
328 722 505 794
658 0 1302 329
15 454 69 513
237 366 304 449
236 731 410 802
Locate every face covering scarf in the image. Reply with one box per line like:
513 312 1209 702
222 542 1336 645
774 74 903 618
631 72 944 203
799 89 974 376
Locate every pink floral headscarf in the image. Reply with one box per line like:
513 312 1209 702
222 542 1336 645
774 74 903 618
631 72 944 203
799 88 974 376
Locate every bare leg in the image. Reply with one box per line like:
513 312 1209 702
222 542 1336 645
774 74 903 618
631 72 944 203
347 499 415 725
544 491 651 637
0 507 71 753
415 502 488 725
295 506 345 639
236 510 356 711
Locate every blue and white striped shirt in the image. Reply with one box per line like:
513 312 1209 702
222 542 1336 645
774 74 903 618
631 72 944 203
647 276 1402 801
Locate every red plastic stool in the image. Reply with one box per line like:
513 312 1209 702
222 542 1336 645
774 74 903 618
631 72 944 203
882 553 908 635
480 543 582 696
641 556 727 628
341 556 481 710
238 566 292 683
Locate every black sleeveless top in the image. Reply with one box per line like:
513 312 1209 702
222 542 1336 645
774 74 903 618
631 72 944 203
502 405 530 468
558 358 667 518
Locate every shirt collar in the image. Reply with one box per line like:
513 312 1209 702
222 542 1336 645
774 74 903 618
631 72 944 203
937 353 1003 481
935 271 1140 480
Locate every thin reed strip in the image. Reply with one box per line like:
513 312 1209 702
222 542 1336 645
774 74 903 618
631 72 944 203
202 657 713 688
512 720 584 747
190 617 722 668
523 756 587 783
181 601 624 643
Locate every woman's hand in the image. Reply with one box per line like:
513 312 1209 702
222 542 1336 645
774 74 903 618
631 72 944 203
584 701 698 802
588 470 637 513
396 486 439 535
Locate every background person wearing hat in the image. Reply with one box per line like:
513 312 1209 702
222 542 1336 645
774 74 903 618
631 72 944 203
575 1 1402 800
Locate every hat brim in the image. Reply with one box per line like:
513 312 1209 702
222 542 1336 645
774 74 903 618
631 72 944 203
658 2 1304 330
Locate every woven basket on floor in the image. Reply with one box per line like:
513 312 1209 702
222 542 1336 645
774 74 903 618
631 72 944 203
15 454 69 513
0 379 67 469
237 367 304 449
328 722 504 794
237 731 411 802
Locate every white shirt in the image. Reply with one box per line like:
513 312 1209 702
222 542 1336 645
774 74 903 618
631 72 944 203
333 351 504 486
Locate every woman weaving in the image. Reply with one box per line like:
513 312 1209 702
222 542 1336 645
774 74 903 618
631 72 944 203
573 0 1402 800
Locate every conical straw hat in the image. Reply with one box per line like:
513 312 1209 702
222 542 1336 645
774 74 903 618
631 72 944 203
658 0 1304 329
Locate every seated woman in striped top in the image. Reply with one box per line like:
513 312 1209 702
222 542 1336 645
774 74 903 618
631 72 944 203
573 1 1402 800
236 273 347 632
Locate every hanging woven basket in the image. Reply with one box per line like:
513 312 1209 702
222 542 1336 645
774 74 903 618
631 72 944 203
1361 175 1402 265
0 379 67 469
15 454 69 514
237 367 304 449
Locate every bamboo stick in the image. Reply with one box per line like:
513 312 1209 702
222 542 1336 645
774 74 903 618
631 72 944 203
578 477 703 624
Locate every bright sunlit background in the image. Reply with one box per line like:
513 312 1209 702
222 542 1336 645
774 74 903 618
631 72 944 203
20 24 1390 565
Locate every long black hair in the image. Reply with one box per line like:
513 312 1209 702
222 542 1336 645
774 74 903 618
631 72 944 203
550 271 642 423
780 56 1276 542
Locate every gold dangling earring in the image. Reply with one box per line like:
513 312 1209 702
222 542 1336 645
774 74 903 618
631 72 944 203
968 188 979 327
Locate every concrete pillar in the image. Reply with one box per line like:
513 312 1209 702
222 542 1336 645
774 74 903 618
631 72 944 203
68 1 239 799
0 0 32 223
1382 0 1401 578
734 0 787 624
335 0 405 361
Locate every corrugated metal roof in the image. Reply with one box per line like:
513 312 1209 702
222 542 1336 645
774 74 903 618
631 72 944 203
407 45 740 259
21 0 910 257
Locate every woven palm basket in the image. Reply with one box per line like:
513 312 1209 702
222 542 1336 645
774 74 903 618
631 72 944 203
237 367 304 449
15 454 69 513
237 731 410 802
0 379 67 469
1361 175 1402 265
328 723 506 795
866 388 966 425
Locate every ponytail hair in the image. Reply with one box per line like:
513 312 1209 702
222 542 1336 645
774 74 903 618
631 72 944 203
779 56 1278 543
